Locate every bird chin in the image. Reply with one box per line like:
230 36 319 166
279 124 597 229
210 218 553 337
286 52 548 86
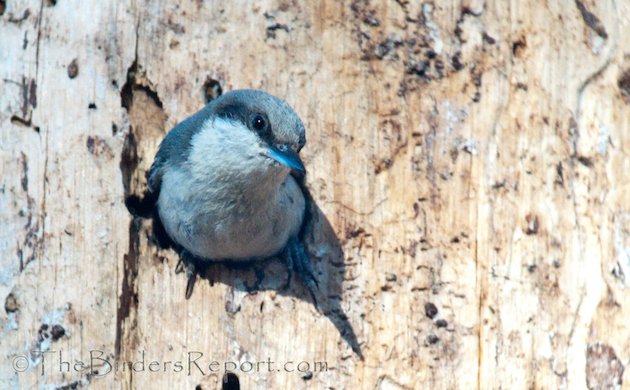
260 160 290 185
264 157 290 172
271 162 292 177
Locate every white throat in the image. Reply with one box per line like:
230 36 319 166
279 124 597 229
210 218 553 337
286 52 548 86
186 117 289 204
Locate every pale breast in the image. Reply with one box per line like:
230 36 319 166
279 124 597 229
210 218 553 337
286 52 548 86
157 168 305 261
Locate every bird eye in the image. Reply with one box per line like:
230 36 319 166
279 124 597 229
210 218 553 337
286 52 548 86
251 114 266 131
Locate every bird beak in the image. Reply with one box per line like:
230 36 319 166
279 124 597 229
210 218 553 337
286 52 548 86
265 144 305 173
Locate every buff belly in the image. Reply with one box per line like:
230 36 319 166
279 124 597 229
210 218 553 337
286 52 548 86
157 168 305 261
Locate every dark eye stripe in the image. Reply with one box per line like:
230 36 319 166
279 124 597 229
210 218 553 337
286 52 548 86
249 113 276 145
213 102 277 145
252 114 266 131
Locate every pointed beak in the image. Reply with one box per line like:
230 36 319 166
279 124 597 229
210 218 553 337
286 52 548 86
265 144 305 173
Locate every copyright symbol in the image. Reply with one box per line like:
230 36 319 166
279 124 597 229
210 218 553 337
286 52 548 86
12 355 29 372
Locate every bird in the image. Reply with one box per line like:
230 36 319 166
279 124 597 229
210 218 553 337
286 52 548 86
145 89 319 303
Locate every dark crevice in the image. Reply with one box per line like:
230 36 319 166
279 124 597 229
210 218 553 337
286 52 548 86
120 130 138 196
115 22 167 365
266 22 289 39
116 82 140 358
618 68 630 104
575 0 608 39
202 77 223 103
116 81 141 356
120 60 163 110
574 155 593 167
120 62 135 110
222 373 240 390
35 125 49 275
7 9 30 23
511 36 527 57
9 77 38 130
20 151 28 191
10 115 32 127
116 30 142 360
34 0 43 77
142 84 163 108
51 324 65 341
56 381 80 390
28 79 37 108
67 58 79 79
115 217 140 357
119 55 169 237
5 293 19 313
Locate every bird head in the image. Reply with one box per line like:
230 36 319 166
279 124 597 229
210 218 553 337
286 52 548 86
208 89 306 175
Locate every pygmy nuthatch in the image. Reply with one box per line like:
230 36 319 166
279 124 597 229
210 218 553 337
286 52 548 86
147 89 318 302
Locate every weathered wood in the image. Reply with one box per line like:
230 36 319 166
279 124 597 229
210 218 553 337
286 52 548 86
1 0 629 389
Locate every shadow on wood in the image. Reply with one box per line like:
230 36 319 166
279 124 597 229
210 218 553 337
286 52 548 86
125 184 363 358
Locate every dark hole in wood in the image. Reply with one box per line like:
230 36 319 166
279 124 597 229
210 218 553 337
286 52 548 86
222 373 240 390
203 77 223 103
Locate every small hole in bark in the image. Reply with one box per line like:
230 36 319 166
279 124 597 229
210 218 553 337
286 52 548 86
45 0 56 6
5 293 18 313
222 373 240 390
574 154 593 167
51 324 65 341
618 68 630 104
426 334 440 344
88 103 97 110
435 319 448 328
525 214 539 235
512 37 527 57
203 77 223 103
10 115 31 127
67 59 79 79
482 32 496 45
424 302 438 319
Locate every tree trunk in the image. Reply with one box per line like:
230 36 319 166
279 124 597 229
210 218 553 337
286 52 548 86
1 0 629 389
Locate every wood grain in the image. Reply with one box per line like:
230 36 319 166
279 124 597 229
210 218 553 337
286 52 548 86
1 0 629 388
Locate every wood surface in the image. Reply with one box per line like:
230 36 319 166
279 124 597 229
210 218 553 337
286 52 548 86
1 0 629 388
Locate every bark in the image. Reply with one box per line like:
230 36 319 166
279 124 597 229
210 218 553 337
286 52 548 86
1 0 630 389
